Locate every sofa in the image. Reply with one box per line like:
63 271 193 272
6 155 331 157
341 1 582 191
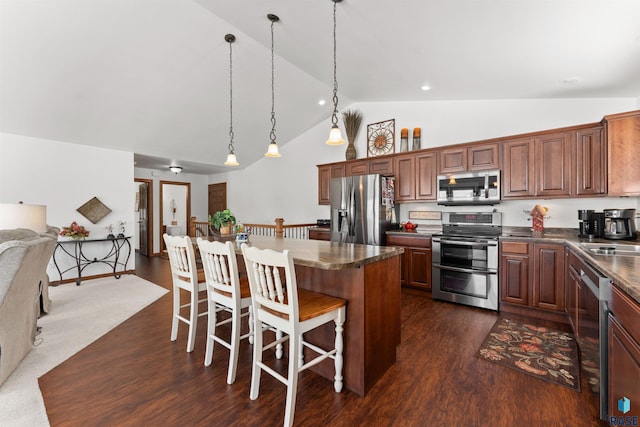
0 226 58 386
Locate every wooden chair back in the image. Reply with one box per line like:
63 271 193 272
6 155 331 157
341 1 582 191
241 243 299 324
163 234 198 289
196 239 240 297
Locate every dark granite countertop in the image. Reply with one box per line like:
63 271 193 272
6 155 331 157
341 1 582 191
385 225 640 305
195 235 403 270
499 228 640 305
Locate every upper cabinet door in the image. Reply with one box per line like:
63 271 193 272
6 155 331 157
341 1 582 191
394 154 416 201
439 147 466 174
318 165 331 205
606 110 640 196
318 164 346 205
535 131 572 197
415 152 437 200
368 158 394 176
502 137 535 198
574 126 605 196
345 160 369 176
468 143 500 171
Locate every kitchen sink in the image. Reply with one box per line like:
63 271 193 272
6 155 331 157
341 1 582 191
580 242 640 256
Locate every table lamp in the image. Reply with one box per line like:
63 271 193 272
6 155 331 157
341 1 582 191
0 202 47 233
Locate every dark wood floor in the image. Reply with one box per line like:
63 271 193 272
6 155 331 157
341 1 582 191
39 253 605 426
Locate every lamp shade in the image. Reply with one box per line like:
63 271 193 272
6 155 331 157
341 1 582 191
265 142 281 158
0 203 47 233
325 125 345 145
224 153 239 166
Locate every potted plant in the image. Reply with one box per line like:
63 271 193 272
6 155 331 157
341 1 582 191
209 209 236 235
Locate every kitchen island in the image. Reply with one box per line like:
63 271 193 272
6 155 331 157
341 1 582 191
199 235 404 396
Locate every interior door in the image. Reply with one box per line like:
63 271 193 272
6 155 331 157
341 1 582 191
138 182 149 256
208 183 227 218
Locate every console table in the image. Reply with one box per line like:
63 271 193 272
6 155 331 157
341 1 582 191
53 236 132 285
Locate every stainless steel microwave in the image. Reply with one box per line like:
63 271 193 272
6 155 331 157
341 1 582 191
437 170 500 206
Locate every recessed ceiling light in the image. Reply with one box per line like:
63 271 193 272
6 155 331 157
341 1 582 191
562 77 583 85
318 99 326 106
420 85 431 91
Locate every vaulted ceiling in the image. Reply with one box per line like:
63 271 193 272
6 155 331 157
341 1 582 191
1 0 639 174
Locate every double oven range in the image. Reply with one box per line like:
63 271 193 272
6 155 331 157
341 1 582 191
432 212 502 311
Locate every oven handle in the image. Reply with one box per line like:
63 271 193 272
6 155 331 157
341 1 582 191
436 239 497 248
433 264 497 275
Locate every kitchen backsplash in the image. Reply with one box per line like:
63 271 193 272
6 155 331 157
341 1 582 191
398 196 640 229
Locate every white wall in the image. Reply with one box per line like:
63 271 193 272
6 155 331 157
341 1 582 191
134 168 208 253
211 97 638 227
0 132 135 281
162 184 187 227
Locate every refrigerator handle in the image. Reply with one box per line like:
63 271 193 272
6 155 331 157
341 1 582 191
348 185 356 237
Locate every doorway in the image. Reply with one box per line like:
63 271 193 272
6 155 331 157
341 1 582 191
134 178 153 257
160 181 191 250
208 182 227 218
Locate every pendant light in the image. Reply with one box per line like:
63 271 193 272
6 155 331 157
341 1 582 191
326 0 345 145
265 14 281 158
224 34 239 166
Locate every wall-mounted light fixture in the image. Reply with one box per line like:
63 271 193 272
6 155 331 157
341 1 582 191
264 13 281 158
325 0 345 145
224 33 239 166
169 166 183 174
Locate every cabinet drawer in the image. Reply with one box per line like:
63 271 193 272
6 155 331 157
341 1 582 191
386 234 432 248
501 241 529 254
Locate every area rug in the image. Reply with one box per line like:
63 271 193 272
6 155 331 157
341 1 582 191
476 318 580 391
0 275 168 427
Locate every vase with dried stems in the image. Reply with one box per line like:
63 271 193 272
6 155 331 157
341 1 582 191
342 109 363 160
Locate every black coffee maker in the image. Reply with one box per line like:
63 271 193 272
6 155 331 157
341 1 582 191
578 210 605 239
603 209 638 240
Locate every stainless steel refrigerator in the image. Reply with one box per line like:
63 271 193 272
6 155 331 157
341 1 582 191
330 174 398 245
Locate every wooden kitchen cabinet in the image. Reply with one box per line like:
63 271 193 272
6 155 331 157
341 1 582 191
502 131 573 199
318 165 331 205
535 132 572 198
368 158 394 176
605 110 640 196
500 240 566 322
532 242 565 312
386 234 432 291
574 126 606 196
608 285 640 420
317 163 346 205
394 151 437 202
344 158 394 177
439 147 467 174
438 142 499 174
500 241 531 306
415 152 437 200
345 160 369 176
308 228 331 241
394 154 416 202
502 137 535 198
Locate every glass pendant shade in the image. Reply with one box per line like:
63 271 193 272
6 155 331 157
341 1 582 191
265 142 281 158
224 152 239 166
224 33 239 166
325 124 345 145
326 0 345 146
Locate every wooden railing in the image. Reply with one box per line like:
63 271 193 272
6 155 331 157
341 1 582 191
189 217 317 240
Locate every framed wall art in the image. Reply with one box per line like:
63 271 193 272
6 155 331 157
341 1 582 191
367 119 395 157
76 197 112 224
